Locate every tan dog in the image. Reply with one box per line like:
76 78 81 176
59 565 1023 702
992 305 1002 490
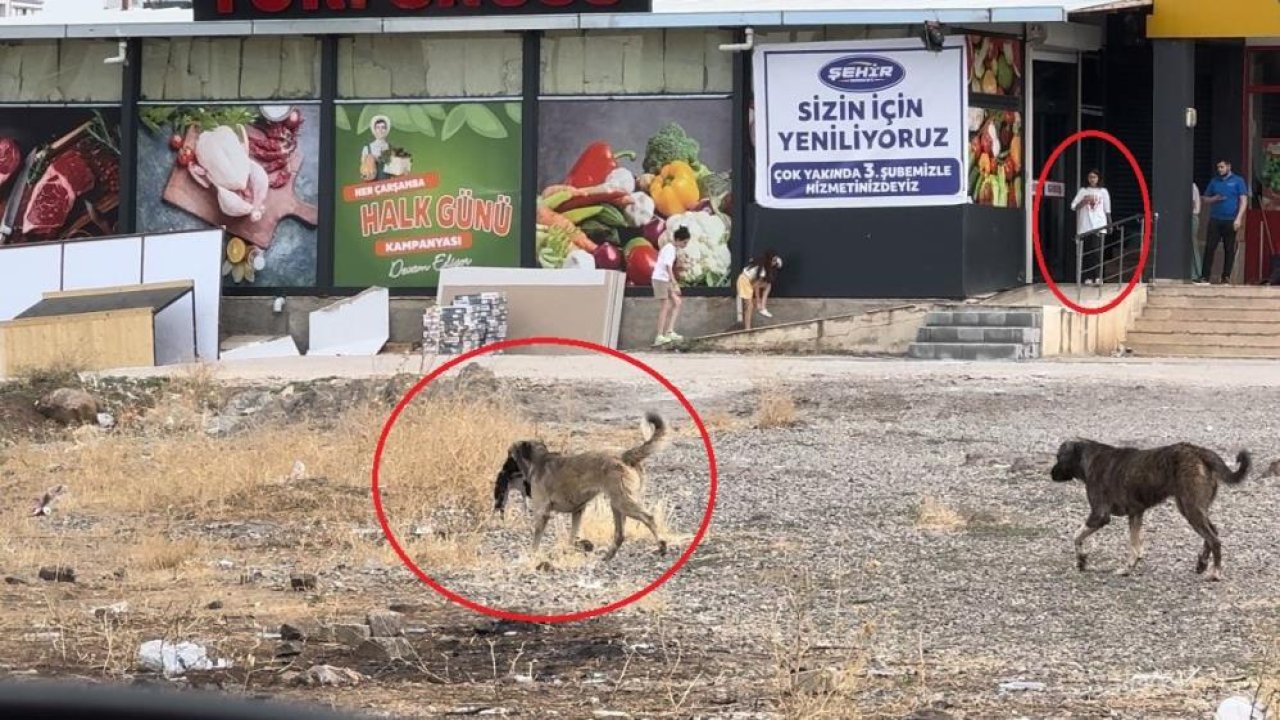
507 412 671 561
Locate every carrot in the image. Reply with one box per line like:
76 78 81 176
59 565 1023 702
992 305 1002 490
537 204 597 253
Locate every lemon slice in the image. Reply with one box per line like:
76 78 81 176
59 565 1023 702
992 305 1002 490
226 237 247 264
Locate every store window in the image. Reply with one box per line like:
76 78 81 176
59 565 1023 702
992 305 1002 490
333 33 524 289
0 40 124 245
1247 48 1280 213
137 37 323 289
537 29 736 290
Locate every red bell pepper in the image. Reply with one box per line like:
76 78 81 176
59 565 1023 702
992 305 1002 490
564 141 637 188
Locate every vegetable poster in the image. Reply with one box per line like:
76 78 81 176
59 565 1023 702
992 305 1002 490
967 108 1023 209
751 37 969 209
0 108 121 245
333 103 522 288
136 104 320 288
536 98 734 288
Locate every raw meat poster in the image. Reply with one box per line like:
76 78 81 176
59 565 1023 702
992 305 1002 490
333 103 522 288
136 104 320 288
0 109 122 246
536 98 734 288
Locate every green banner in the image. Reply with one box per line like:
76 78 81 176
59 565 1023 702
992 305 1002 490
333 102 522 288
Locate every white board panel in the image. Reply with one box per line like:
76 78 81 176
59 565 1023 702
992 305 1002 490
141 230 223 361
62 237 143 292
221 335 301 361
437 267 609 291
0 243 63 320
153 292 197 367
308 287 389 357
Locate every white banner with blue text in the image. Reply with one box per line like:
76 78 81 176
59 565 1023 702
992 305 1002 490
752 37 968 210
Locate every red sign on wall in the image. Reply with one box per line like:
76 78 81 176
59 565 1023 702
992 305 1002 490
197 0 653 21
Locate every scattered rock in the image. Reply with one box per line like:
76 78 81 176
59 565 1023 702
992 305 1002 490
92 602 129 626
299 664 365 687
206 600 224 610
1215 695 1269 720
790 667 842 695
275 641 304 658
1006 457 1041 476
998 680 1046 693
112 568 127 581
137 640 232 677
35 388 99 426
280 620 321 641
367 610 405 638
38 566 75 583
334 624 372 647
224 390 273 417
4 576 27 585
388 601 421 614
354 637 414 662
290 573 317 591
904 711 955 720
592 712 630 719
96 413 115 429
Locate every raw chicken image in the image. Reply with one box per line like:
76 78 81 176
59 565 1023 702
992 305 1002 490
22 150 97 237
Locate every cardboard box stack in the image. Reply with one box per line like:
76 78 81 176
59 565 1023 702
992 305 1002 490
423 291 509 355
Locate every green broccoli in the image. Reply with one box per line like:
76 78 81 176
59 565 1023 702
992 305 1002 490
643 122 708 175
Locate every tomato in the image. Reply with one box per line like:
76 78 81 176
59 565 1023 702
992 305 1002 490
169 134 184 151
284 110 302 131
625 243 658 286
176 146 195 168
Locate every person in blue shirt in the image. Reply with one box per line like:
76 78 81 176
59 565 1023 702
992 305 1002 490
1198 159 1250 285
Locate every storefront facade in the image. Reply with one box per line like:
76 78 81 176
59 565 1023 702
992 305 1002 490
1145 0 1280 283
0 0 1135 305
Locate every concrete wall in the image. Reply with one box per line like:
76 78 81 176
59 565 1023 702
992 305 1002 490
687 304 932 356
1039 284 1148 356
141 37 320 101
219 295 911 354
0 39 123 102
540 29 734 95
338 33 522 99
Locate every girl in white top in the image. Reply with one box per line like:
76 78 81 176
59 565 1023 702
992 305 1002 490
1069 169 1111 285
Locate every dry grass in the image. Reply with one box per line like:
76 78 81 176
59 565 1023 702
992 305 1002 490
768 567 873 720
914 496 968 532
754 383 798 429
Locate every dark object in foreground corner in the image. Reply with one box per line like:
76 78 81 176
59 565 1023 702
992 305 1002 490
0 681 371 720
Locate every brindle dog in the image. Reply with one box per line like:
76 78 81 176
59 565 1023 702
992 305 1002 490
506 411 671 561
1051 439 1251 581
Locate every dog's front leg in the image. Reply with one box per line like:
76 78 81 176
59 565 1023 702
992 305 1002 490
1117 513 1144 576
569 508 594 553
1075 511 1109 571
530 511 552 553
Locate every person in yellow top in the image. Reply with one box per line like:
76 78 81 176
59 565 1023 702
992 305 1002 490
736 250 783 331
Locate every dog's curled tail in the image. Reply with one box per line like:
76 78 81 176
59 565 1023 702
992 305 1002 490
1224 449 1252 484
622 412 670 468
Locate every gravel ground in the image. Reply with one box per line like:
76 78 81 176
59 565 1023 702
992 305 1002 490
9 354 1280 718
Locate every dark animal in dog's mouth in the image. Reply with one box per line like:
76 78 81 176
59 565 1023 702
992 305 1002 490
504 411 672 561
1050 438 1251 581
492 455 531 518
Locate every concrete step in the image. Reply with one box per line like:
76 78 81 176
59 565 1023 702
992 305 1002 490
1144 295 1280 311
1150 285 1280 299
1138 307 1280 323
1130 318 1280 335
907 342 1038 361
916 326 1042 344
1125 341 1280 359
1124 331 1280 348
925 309 1042 328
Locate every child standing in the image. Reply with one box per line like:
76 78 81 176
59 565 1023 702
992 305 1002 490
652 227 690 346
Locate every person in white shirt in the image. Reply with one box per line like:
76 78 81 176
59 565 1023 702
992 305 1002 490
652 226 690 346
1191 181 1202 281
1069 169 1112 285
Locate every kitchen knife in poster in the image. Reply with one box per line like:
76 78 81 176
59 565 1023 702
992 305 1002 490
0 148 37 244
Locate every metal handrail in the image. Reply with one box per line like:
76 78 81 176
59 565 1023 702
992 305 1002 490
1074 211 1160 303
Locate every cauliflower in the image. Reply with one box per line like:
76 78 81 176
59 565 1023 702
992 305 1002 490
658 210 732 287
